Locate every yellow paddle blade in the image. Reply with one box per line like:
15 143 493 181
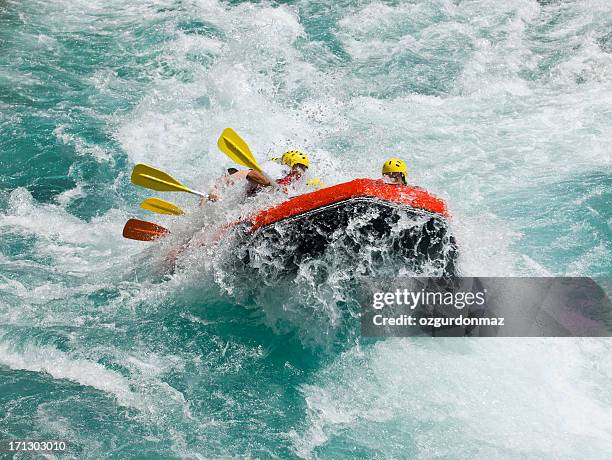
140 198 184 216
131 164 193 194
306 178 326 190
122 219 169 241
217 128 262 173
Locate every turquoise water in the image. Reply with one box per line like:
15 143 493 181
1 0 611 458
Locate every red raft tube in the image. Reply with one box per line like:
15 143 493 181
238 179 457 276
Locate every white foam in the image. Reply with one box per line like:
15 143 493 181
1 188 135 271
54 125 113 163
554 40 612 84
54 184 85 206
2 0 612 457
293 338 612 458
0 340 135 406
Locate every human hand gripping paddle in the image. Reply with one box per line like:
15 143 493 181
126 129 264 241
125 161 233 240
133 128 272 214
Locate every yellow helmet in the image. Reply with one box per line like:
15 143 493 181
382 158 407 181
271 151 297 164
290 151 310 168
281 150 299 166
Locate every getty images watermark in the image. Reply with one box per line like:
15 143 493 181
371 287 496 328
361 278 611 337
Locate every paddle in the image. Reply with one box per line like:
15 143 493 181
217 128 263 172
131 164 207 197
140 198 184 216
217 128 278 187
122 218 169 241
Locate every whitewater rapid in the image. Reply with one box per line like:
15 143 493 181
1 0 611 458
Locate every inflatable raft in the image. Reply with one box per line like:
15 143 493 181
237 179 457 276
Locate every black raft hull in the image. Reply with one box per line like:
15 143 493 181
235 180 458 277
